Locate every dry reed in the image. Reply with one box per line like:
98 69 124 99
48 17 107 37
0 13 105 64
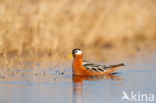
0 0 156 65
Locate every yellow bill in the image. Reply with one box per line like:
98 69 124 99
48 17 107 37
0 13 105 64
67 53 73 59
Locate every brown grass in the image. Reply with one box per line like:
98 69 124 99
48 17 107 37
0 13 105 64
0 0 156 66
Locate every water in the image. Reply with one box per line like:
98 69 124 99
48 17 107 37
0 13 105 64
0 55 156 103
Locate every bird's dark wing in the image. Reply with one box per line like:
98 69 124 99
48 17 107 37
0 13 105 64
83 60 109 72
83 60 125 73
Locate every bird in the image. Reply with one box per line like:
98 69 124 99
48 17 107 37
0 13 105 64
68 48 125 76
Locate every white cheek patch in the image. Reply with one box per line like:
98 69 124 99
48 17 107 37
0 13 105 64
76 51 82 55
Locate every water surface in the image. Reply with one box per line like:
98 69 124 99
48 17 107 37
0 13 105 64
0 55 156 103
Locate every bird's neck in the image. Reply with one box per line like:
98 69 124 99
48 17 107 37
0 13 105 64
74 54 83 64
72 54 83 74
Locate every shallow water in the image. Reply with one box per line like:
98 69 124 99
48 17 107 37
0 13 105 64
0 55 156 103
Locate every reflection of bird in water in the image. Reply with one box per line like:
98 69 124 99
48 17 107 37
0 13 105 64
72 74 123 103
73 74 122 82
68 48 125 76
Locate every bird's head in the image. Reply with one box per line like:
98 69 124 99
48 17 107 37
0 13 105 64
72 48 82 57
67 48 82 58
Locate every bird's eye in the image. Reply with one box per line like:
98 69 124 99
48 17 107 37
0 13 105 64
75 50 78 53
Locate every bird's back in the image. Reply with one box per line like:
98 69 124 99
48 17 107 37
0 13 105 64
83 60 125 73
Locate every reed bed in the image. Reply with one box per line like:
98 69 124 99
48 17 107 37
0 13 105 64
0 0 156 66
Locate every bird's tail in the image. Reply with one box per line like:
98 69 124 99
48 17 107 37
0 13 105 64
109 63 125 68
105 63 125 74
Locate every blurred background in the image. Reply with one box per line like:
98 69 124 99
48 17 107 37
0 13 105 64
0 1 156 103
0 0 156 64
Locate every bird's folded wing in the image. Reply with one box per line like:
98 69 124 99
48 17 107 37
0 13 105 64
83 60 125 73
83 60 110 72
